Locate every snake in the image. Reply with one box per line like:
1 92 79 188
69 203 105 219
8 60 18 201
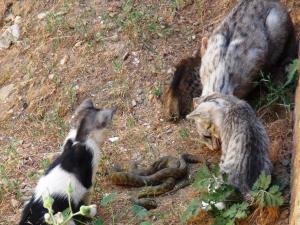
109 154 199 209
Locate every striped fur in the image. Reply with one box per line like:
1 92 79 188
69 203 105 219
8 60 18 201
188 94 272 195
162 52 202 121
200 0 295 97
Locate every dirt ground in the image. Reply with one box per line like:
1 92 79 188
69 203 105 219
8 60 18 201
0 0 299 224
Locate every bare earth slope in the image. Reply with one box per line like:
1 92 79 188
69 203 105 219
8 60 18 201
0 0 299 224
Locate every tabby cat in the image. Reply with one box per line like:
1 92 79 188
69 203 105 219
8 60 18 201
187 93 272 195
200 0 295 97
162 51 202 121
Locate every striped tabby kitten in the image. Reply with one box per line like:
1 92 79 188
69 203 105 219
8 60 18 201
187 94 272 195
200 0 294 97
162 51 202 121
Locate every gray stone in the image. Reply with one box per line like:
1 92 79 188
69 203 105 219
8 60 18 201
0 84 15 102
37 12 49 20
0 24 20 49
131 100 137 107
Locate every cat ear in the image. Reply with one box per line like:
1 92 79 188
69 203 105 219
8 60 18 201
96 107 117 128
193 97 202 108
71 98 94 127
75 98 94 114
186 106 209 120
200 36 208 57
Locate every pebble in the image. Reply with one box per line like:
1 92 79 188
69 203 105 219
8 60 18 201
167 68 173 74
133 57 140 66
11 198 19 208
0 84 15 102
137 89 143 95
14 16 22 24
48 74 55 80
0 24 20 49
108 137 119 143
131 100 137 107
60 55 69 65
37 12 49 20
74 41 83 47
136 96 143 104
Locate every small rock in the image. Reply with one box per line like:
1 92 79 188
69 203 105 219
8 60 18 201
131 100 137 107
165 128 173 134
60 55 69 65
9 24 20 41
0 24 20 49
191 35 196 40
167 68 173 74
37 12 49 20
0 84 15 102
14 16 22 24
11 198 19 208
136 96 143 104
133 57 140 66
48 74 55 80
108 34 119 42
109 12 117 18
74 41 83 47
132 153 142 161
109 137 119 143
22 142 31 148
137 89 143 95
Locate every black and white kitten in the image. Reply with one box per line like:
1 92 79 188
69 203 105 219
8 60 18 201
19 99 116 225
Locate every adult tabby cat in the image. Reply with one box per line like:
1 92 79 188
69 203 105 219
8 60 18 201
187 93 272 196
19 99 116 225
200 0 295 97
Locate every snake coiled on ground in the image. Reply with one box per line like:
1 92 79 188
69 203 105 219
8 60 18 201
109 154 199 209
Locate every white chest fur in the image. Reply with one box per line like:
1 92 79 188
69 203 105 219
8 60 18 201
34 128 102 205
34 166 88 205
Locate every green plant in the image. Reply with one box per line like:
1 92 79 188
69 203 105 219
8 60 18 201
152 87 162 98
100 192 117 225
112 58 123 74
44 107 68 138
179 128 189 139
46 12 68 35
41 158 51 171
250 172 284 208
0 164 22 201
126 115 136 128
100 192 152 225
43 183 98 225
182 164 284 225
256 59 299 109
113 0 172 45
